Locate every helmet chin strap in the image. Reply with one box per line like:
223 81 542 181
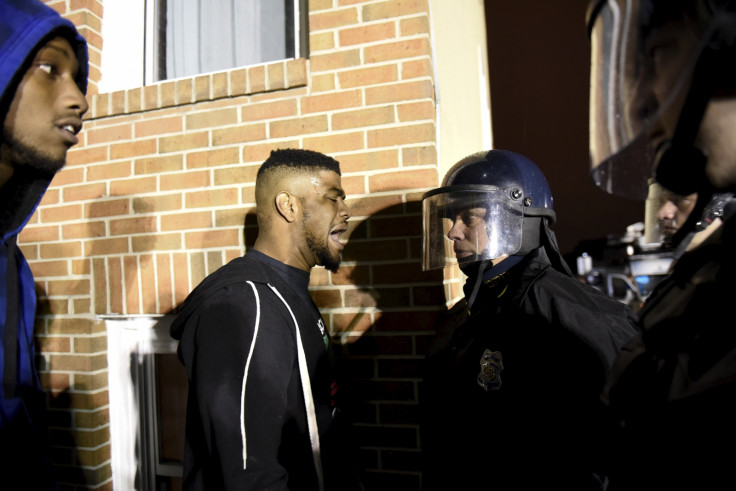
462 259 493 311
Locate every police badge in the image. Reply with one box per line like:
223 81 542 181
477 349 503 391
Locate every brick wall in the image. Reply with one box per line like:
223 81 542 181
21 0 470 489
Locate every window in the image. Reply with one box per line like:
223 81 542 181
99 0 308 93
106 315 187 491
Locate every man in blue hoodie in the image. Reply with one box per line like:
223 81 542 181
0 0 88 487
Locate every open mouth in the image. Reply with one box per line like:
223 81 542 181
330 226 347 250
57 119 83 145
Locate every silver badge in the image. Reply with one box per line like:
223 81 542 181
477 349 503 391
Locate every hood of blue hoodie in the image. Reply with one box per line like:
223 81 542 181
0 0 88 240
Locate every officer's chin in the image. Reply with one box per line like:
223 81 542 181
458 255 485 275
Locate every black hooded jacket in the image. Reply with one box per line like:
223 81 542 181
170 250 360 491
420 246 639 490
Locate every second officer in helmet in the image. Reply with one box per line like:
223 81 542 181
419 149 638 490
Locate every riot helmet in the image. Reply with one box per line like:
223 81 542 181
421 149 556 271
587 0 736 200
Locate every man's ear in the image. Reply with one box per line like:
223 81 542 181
275 191 299 223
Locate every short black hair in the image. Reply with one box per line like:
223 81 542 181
257 148 341 178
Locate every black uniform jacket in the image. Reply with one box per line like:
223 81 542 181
601 205 736 490
170 250 359 491
420 247 639 490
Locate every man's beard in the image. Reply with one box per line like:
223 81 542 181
2 128 66 179
303 212 341 273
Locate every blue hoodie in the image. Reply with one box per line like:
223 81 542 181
0 0 87 487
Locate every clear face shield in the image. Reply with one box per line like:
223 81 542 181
421 185 524 271
588 0 713 199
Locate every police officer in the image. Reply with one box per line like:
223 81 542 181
419 149 638 490
587 1 736 488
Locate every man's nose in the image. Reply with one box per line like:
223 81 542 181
339 198 350 219
447 221 464 240
65 79 89 117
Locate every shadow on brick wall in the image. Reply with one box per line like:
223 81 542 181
331 200 447 491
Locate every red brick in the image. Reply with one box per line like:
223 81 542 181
365 80 434 105
173 253 190 306
133 194 183 213
63 183 107 202
66 145 108 166
336 149 399 172
402 145 437 166
134 155 183 175
73 334 107 354
159 131 209 153
398 100 435 122
311 73 336 93
339 21 396 46
186 108 238 130
363 0 428 21
309 49 361 72
310 31 335 52
270 116 328 138
161 212 212 231
161 170 210 191
212 124 267 146
367 122 435 147
124 256 141 314
131 233 182 253
303 132 365 153
19 225 60 243
213 72 228 99
267 62 286 91
185 229 240 249
29 260 69 278
109 176 157 196
242 99 298 122
86 199 130 218
161 81 176 107
139 254 157 312
86 161 133 181
62 221 105 240
108 256 123 313
333 106 395 130
248 65 266 93
110 138 157 159
177 79 194 104
230 68 247 95
402 58 433 79
40 204 83 223
214 166 258 186
84 237 129 255
242 141 299 163
310 7 359 30
109 216 157 236
185 188 238 208
368 168 438 192
93 257 107 314
135 116 184 137
338 65 398 89
86 123 132 145
187 147 240 168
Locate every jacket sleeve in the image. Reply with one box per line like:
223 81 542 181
191 281 298 490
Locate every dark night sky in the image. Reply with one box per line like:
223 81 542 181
484 0 644 260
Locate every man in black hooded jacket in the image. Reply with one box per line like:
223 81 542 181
170 148 361 491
